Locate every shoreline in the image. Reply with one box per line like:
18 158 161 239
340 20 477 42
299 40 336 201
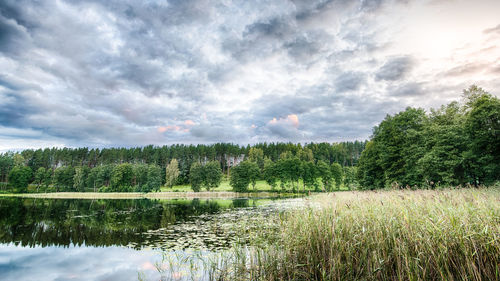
0 191 289 199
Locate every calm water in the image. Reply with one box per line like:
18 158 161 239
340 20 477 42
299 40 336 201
0 196 302 281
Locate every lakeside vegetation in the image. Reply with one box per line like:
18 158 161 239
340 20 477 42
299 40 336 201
357 85 499 189
0 141 363 193
152 187 500 281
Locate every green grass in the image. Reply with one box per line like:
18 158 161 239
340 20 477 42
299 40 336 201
7 179 350 194
197 187 500 280
162 180 276 192
162 179 350 193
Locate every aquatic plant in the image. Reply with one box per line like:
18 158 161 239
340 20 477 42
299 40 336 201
153 188 500 280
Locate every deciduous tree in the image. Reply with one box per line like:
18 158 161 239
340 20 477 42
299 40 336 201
165 158 180 188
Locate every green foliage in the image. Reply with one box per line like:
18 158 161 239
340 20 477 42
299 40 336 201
230 161 259 192
376 107 427 187
330 162 343 189
73 166 89 191
276 157 301 192
145 164 162 192
0 141 366 192
0 153 14 184
263 158 278 189
87 167 99 191
34 167 46 191
356 141 384 190
301 161 317 192
165 158 180 188
189 161 223 192
8 166 32 191
418 102 467 187
189 163 204 192
41 168 52 189
297 148 314 162
357 85 500 189
111 163 134 191
463 87 500 186
95 164 113 189
204 161 223 191
316 160 332 191
342 166 357 190
133 164 148 189
248 148 264 171
13 153 25 167
247 161 260 191
53 166 75 191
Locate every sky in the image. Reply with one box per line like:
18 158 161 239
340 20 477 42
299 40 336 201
1 0 499 150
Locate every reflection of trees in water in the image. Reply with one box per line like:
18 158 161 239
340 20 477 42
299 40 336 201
231 199 249 208
0 198 233 248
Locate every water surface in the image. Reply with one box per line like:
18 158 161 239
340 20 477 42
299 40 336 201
0 196 302 281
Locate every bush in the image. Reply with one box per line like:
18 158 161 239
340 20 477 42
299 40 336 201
8 166 32 192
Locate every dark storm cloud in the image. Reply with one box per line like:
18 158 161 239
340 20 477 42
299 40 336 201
0 93 32 127
0 76 43 128
375 56 414 81
0 14 31 54
0 1 35 32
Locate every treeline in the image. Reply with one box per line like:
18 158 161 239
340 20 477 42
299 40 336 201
0 141 365 192
229 148 355 192
357 85 500 189
6 163 163 193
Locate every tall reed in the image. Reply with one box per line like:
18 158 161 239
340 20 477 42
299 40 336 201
214 188 500 281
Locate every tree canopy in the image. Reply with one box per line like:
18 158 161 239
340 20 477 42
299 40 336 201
357 85 500 189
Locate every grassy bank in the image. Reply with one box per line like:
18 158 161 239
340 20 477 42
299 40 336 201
163 179 350 193
161 180 275 192
206 187 500 280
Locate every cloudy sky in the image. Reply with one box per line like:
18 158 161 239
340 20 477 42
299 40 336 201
1 0 499 150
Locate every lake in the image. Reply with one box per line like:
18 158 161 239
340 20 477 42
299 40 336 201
0 196 303 281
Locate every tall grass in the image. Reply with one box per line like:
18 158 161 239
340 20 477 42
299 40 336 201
210 188 500 280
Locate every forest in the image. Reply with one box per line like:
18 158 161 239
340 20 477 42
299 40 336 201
1 86 498 193
0 141 365 193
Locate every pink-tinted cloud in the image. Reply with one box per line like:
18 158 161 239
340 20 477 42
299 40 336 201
184 120 195 126
157 125 182 133
287 114 299 128
268 114 299 128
